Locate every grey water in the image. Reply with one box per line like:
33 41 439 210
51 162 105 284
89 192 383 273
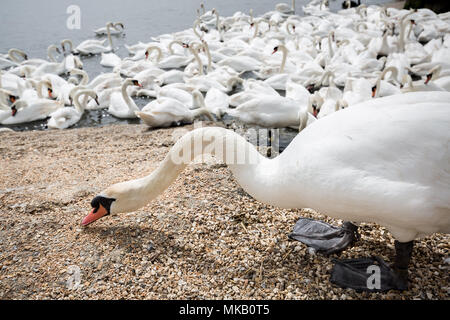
0 0 392 143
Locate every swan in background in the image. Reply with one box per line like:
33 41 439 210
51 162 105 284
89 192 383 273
108 78 142 118
371 66 402 98
204 87 230 118
400 74 445 92
276 0 296 15
19 45 61 67
144 45 192 69
94 22 124 36
83 91 450 288
75 23 114 55
226 95 311 128
48 89 98 129
1 97 63 125
185 75 242 93
0 49 27 69
101 52 122 68
422 65 450 90
135 93 214 128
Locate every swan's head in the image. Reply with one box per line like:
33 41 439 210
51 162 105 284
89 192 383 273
9 94 17 104
82 177 151 226
272 46 279 54
114 22 124 30
371 85 377 98
82 195 116 226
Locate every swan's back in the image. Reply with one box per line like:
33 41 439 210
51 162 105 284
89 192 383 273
278 92 450 241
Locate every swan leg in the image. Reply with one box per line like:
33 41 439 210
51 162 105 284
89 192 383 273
392 240 414 286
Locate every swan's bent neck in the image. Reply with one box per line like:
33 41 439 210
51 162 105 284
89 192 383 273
104 127 286 214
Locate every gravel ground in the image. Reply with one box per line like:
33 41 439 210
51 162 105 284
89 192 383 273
0 123 448 300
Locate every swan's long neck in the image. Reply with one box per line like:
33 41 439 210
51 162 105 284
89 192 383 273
189 44 204 75
193 20 203 40
61 39 73 52
327 32 334 58
106 23 113 50
202 41 212 72
36 80 51 99
8 49 27 63
79 70 89 86
168 40 184 55
106 127 283 213
279 45 288 73
430 65 442 80
381 66 398 82
47 45 59 63
121 80 139 112
147 46 163 62
292 0 296 12
398 17 411 52
374 66 398 98
214 10 220 30
252 20 259 39
73 90 85 113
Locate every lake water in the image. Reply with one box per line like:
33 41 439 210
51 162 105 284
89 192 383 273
0 0 392 138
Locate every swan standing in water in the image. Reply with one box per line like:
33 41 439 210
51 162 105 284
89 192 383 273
1 97 63 125
74 23 114 55
47 89 98 129
135 91 214 129
107 78 142 119
83 91 450 287
94 22 124 36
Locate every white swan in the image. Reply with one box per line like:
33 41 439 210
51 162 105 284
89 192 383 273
107 79 142 119
47 89 98 129
1 98 63 125
94 22 124 36
0 49 27 70
100 52 122 68
75 23 114 55
83 91 450 285
135 93 214 128
226 95 313 128
276 0 296 14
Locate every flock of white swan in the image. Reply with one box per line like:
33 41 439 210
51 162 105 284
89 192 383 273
1 0 449 289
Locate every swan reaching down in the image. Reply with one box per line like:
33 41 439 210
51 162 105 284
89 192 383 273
83 91 450 286
135 96 214 129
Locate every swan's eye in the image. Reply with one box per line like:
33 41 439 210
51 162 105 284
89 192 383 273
90 195 116 215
